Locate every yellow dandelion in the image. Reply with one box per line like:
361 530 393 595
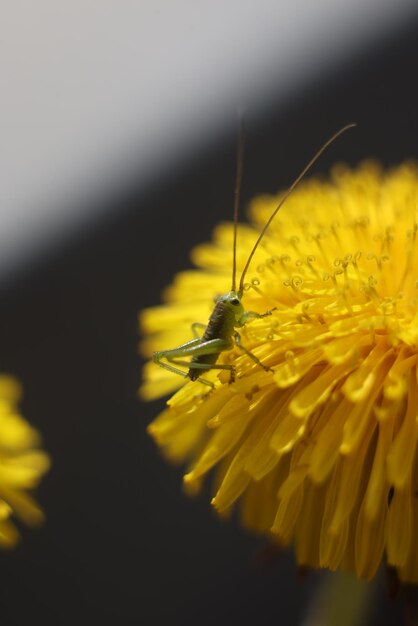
0 375 50 547
141 160 418 584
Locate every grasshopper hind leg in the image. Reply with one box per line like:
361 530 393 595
153 352 215 389
153 336 236 388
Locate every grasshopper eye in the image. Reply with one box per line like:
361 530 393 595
231 298 240 305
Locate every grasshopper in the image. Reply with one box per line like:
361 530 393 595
153 121 355 389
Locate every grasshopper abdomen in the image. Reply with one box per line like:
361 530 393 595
188 299 236 381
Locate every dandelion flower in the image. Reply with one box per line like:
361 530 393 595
141 162 418 584
0 375 50 547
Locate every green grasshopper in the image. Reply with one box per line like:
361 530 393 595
153 122 355 389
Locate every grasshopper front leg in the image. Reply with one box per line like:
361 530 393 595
233 307 276 372
234 331 273 372
191 322 207 338
238 307 277 326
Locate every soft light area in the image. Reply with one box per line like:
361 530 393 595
0 0 416 276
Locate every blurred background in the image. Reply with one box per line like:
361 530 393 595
1 1 418 624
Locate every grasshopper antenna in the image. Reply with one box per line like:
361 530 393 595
238 123 356 297
232 111 246 292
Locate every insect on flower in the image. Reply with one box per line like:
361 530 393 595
142 133 418 585
152 120 356 389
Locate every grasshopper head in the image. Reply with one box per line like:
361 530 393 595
217 290 244 323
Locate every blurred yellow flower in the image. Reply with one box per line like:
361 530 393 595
141 162 418 583
0 376 50 547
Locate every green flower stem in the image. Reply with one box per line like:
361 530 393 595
302 571 377 626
